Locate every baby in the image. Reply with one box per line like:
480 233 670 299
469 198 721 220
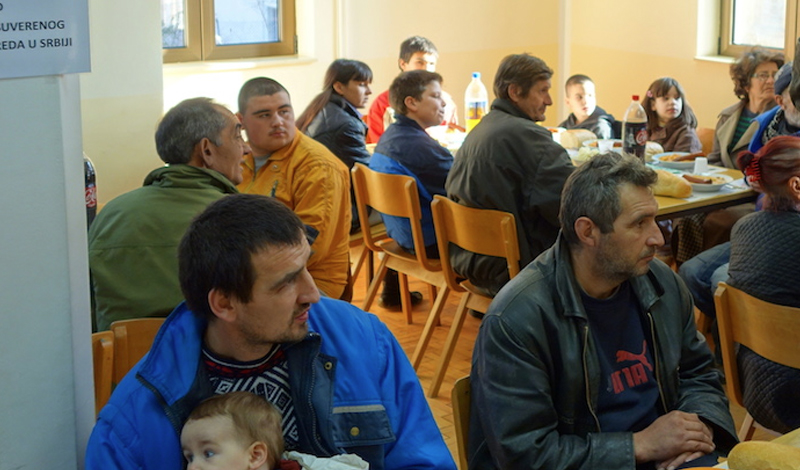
181 391 368 470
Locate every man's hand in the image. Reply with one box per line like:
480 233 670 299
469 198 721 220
633 411 715 468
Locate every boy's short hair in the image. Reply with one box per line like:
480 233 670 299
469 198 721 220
399 36 439 63
186 392 283 469
389 70 443 115
564 74 593 93
238 77 290 114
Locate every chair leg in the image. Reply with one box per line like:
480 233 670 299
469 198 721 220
399 272 413 324
410 284 451 370
737 412 756 441
428 285 441 326
365 251 375 291
428 293 472 398
350 244 367 282
362 255 389 312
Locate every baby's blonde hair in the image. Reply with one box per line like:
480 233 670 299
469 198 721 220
186 391 283 469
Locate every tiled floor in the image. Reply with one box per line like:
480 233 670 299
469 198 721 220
348 248 773 467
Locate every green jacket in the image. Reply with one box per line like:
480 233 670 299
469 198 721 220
88 165 238 331
468 235 738 469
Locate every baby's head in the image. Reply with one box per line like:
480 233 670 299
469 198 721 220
564 74 597 122
181 392 283 470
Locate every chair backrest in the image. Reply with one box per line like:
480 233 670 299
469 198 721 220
351 163 437 271
110 317 165 385
714 282 800 408
451 375 471 470
431 195 521 293
91 330 114 415
697 127 715 155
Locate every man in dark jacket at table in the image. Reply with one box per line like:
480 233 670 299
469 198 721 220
468 153 737 470
445 53 574 296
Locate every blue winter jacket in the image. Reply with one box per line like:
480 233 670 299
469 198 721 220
748 105 800 154
85 298 455 470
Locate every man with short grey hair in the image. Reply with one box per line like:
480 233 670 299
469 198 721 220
88 97 249 330
469 153 737 469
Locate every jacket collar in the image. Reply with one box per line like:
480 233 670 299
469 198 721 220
490 97 535 121
243 128 303 167
144 164 239 194
329 93 364 120
548 234 666 320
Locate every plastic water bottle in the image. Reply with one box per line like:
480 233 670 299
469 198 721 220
622 95 648 161
464 72 488 133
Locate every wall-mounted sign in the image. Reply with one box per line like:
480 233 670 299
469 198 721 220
0 0 90 79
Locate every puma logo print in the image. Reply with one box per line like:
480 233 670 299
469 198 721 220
615 340 653 371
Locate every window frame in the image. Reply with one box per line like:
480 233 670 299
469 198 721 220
162 0 296 64
720 0 796 58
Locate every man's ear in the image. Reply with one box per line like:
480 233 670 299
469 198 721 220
247 441 269 470
788 175 800 200
199 137 214 161
207 288 237 323
404 95 418 113
236 112 245 125
776 93 786 109
398 58 408 71
574 216 601 248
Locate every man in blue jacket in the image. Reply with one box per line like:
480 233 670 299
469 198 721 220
85 194 455 470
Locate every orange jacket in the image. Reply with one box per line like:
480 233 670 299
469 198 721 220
238 131 351 299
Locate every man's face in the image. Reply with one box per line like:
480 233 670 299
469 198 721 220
400 52 437 72
407 80 446 128
206 110 250 185
226 237 320 357
238 91 296 156
594 184 664 283
511 79 553 122
779 88 800 127
565 81 597 122
181 416 255 470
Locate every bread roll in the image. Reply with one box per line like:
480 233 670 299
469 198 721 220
644 141 664 162
653 169 692 198
560 129 597 149
727 441 800 470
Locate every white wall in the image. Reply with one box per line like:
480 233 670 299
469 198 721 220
0 74 92 470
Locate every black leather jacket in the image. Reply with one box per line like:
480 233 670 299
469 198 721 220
306 94 370 169
469 236 738 469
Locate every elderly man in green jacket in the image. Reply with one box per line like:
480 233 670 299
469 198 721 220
88 97 249 331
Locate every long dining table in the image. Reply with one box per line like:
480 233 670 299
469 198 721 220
653 166 757 220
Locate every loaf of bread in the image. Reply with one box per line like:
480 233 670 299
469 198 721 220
653 169 692 198
560 129 597 149
727 441 800 470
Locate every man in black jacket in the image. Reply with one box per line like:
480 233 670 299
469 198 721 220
469 153 737 470
445 53 574 296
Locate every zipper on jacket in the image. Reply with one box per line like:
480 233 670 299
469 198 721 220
582 323 601 431
646 310 669 413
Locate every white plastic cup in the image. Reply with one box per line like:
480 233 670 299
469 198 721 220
693 156 709 175
597 140 614 154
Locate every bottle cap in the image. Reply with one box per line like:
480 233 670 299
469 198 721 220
632 94 640 101
472 72 481 79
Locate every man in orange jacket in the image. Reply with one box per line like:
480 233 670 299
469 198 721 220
236 77 351 301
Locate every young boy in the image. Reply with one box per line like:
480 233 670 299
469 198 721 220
558 74 616 139
181 392 368 470
366 36 457 143
370 70 454 307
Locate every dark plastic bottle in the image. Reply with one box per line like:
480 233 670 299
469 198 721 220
84 154 97 229
621 95 648 161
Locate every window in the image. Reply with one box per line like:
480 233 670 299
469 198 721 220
720 0 795 57
161 0 296 63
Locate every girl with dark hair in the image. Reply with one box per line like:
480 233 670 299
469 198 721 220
296 58 373 233
642 77 701 153
723 136 800 434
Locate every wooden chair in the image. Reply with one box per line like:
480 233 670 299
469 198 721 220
425 196 520 397
91 330 114 415
110 317 165 385
351 164 450 353
697 127 715 156
349 221 389 292
451 375 471 470
713 282 800 441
